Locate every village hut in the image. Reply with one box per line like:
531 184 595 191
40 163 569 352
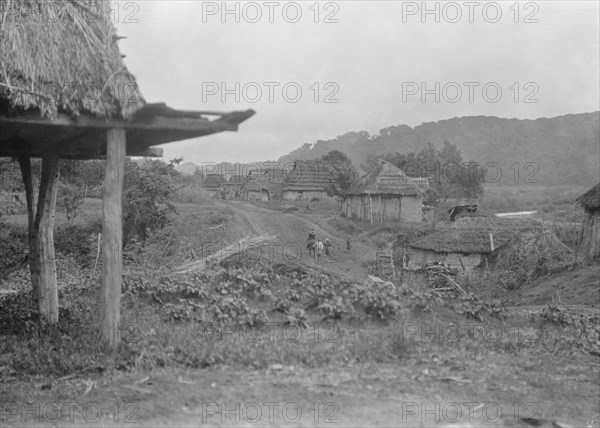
282 160 336 201
224 175 246 198
576 182 600 260
407 226 515 273
343 160 425 223
242 169 284 201
203 173 225 197
0 0 254 347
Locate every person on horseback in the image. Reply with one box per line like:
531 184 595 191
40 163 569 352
306 229 316 258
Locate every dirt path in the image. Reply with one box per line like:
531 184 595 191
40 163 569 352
3 354 599 427
222 200 376 281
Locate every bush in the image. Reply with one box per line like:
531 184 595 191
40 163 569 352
123 159 179 245
58 182 85 227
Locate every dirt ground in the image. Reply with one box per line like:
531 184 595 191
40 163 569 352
3 350 599 427
2 199 599 427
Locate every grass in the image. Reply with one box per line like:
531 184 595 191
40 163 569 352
480 184 587 222
1 182 598 381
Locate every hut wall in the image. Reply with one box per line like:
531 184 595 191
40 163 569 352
283 190 331 201
248 189 269 201
344 194 422 222
400 196 423 222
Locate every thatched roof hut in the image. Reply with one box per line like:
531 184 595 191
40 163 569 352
406 216 532 272
0 0 254 159
0 0 253 346
576 182 600 260
204 174 225 189
243 170 283 201
282 160 336 200
343 160 425 223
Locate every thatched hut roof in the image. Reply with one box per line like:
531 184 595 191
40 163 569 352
204 174 224 189
0 0 255 160
576 183 600 210
408 227 516 255
244 170 282 194
1 0 143 119
283 160 336 192
346 160 424 197
408 216 542 254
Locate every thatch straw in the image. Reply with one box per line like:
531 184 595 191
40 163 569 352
346 160 424 196
576 182 600 210
0 0 144 119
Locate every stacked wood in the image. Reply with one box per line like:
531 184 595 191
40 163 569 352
417 262 459 292
370 250 395 280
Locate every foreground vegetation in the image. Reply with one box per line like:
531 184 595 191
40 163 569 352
1 199 598 381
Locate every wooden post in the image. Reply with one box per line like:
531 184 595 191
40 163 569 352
18 157 39 298
33 155 60 324
101 128 126 348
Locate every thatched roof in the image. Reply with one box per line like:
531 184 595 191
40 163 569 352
408 216 540 254
204 174 224 189
1 0 143 119
489 230 574 279
576 183 600 210
283 160 336 192
244 170 282 194
346 160 424 197
408 227 516 254
0 1 255 160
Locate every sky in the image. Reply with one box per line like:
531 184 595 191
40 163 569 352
114 1 600 164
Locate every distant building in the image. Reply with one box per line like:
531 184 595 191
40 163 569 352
242 169 286 201
203 173 224 197
576 182 600 260
343 160 425 223
282 160 336 201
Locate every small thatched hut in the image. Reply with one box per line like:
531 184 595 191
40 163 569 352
282 160 336 201
202 174 225 197
343 160 425 223
242 168 287 201
576 182 600 260
407 227 515 272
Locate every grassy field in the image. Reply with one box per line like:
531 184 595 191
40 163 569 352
480 184 588 222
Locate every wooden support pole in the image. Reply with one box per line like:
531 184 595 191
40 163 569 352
18 157 40 298
33 155 60 324
101 128 126 348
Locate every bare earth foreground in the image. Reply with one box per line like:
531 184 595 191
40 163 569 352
1 201 599 427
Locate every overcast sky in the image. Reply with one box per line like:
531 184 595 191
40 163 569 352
115 1 600 164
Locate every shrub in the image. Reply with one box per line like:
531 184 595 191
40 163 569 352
122 159 179 246
58 182 85 227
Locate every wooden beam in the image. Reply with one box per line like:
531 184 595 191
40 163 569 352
33 155 60 324
101 128 125 348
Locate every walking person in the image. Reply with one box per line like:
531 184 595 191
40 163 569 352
315 239 324 263
324 238 332 257
346 236 352 252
